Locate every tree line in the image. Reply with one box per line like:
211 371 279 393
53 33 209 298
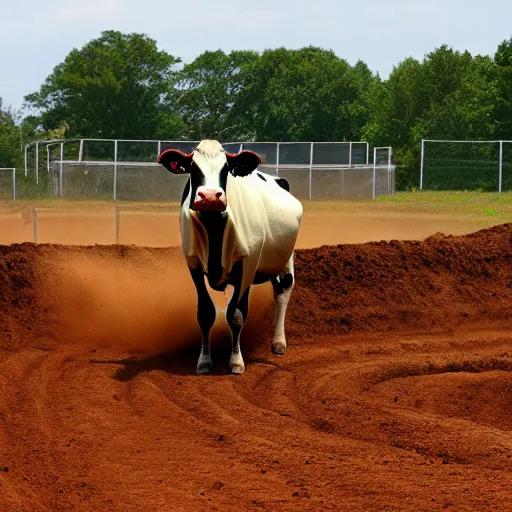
1 30 511 189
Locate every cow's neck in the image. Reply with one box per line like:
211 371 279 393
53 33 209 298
198 211 228 288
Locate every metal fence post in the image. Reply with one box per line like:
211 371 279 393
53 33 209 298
12 168 16 201
309 142 313 200
372 147 377 199
388 147 393 195
79 139 84 162
59 143 64 198
113 140 118 201
499 140 503 193
276 142 280 175
366 142 369 165
35 142 39 185
349 141 352 167
420 139 425 190
157 140 161 159
24 144 28 177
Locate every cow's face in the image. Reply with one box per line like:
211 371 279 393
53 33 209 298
158 140 261 212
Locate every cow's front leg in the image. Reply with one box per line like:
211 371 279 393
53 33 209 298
189 266 216 374
226 274 250 374
270 254 295 355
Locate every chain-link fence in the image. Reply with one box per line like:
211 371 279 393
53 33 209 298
420 140 512 192
0 168 15 200
21 139 395 201
503 141 512 192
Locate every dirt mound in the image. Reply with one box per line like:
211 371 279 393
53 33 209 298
0 244 40 352
1 224 510 353
290 223 512 337
1 225 512 511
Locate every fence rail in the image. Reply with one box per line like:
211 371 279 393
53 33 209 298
25 139 372 173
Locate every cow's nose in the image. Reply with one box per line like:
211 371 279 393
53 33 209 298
193 187 227 211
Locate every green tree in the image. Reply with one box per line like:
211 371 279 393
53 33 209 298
245 47 375 142
363 46 497 188
24 30 185 140
494 37 512 139
0 98 22 168
363 57 424 148
177 49 259 141
416 47 496 141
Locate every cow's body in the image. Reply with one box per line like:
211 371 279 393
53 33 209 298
159 140 302 374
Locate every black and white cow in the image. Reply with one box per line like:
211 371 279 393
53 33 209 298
158 140 303 374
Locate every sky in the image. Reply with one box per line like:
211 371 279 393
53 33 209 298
1 0 511 113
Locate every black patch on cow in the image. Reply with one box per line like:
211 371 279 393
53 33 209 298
253 272 272 285
181 178 191 206
257 173 267 182
227 151 261 177
188 264 217 343
271 273 294 295
274 177 290 192
281 273 294 289
198 211 228 290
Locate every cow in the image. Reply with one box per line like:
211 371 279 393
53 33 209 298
158 140 303 374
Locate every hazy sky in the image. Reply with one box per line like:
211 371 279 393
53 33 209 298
1 0 511 112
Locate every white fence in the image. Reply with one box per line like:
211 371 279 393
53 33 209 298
21 139 395 201
0 168 16 200
420 139 512 192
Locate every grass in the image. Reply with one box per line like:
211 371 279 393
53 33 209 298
374 190 512 222
377 190 512 206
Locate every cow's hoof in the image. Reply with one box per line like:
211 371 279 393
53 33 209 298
230 364 245 375
229 353 245 374
272 342 287 355
197 356 213 375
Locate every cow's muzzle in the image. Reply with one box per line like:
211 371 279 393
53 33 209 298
192 187 227 211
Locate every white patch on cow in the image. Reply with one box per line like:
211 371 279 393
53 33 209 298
195 139 225 159
192 140 227 190
229 350 245 374
272 255 294 355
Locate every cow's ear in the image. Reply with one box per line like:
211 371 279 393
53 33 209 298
226 150 261 177
158 149 193 174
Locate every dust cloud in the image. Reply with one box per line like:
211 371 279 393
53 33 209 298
38 246 274 357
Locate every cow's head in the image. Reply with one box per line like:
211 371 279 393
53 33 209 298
158 140 261 212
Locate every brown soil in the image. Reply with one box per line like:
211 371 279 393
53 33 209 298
0 224 511 511
0 207 498 247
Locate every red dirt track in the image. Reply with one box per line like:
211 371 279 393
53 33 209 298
1 224 512 511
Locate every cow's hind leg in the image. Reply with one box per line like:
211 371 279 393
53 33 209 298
270 254 295 355
189 266 216 374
